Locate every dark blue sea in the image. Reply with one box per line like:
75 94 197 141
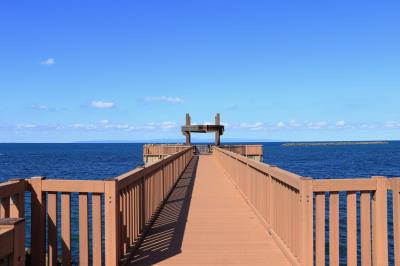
0 142 399 264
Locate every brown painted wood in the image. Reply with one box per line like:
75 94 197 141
360 191 371 266
79 193 89 266
131 155 290 265
92 193 102 266
313 179 376 192
329 192 339 266
372 176 388 266
42 179 105 193
315 192 325 266
29 176 46 265
104 180 119 265
392 179 400 265
61 192 71 266
48 192 58 266
0 197 10 218
347 192 357 266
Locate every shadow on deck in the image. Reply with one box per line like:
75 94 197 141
126 156 199 265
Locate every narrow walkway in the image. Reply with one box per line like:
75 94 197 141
129 155 289 265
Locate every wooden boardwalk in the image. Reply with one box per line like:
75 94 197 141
128 155 289 265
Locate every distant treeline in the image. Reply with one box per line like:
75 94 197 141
282 141 389 147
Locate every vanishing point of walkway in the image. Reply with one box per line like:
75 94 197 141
128 155 290 265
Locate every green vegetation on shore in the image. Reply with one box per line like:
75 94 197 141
282 141 389 147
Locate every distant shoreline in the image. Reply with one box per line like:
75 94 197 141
282 141 389 147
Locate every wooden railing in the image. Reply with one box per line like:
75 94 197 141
117 146 194 263
0 146 194 266
213 146 400 266
220 144 263 156
143 144 190 156
0 180 26 265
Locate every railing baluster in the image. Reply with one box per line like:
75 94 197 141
48 192 58 266
315 192 325 266
79 193 89 266
61 192 71 266
360 191 371 266
92 193 102 266
372 176 388 266
347 191 357 266
392 179 400 265
329 192 339 266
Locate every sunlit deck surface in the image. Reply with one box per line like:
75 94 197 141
127 155 289 265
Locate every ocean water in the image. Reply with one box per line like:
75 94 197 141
0 142 399 264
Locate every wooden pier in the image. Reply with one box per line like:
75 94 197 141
1 144 400 265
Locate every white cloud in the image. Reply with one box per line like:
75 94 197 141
41 58 55 65
145 96 184 104
31 104 48 110
91 101 115 109
277 121 285 128
238 122 264 131
23 124 37 128
307 121 328 129
160 121 177 129
384 121 400 128
336 120 346 127
289 120 303 128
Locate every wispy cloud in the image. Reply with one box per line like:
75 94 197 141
277 121 285 128
335 120 346 128
91 101 115 109
145 96 184 104
238 122 264 131
384 121 400 128
68 120 177 132
31 104 49 110
41 58 55 65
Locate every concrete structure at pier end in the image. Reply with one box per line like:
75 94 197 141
181 113 225 146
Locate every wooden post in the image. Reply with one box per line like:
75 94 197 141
371 176 388 266
185 113 191 145
215 113 221 146
104 179 120 266
30 176 46 266
300 178 313 266
0 218 25 265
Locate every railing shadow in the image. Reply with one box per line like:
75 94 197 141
126 156 199 265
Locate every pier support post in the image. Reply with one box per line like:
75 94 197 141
372 176 388 266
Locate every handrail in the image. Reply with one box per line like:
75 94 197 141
0 146 194 266
215 146 302 189
116 147 194 263
213 146 400 266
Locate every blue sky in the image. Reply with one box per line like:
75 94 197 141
1 1 399 142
